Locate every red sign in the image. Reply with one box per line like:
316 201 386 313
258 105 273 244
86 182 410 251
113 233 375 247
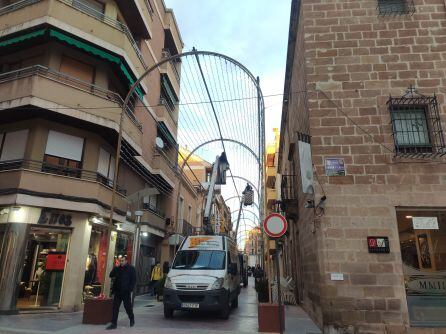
45 252 67 271
263 213 287 238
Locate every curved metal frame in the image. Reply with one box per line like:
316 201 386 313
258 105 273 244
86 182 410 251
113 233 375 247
231 209 260 222
117 49 264 254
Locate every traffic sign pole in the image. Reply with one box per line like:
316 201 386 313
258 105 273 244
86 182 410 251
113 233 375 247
262 213 287 334
275 238 283 334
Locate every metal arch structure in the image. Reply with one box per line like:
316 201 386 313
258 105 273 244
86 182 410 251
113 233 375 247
224 195 260 211
179 138 260 171
231 209 260 223
229 176 260 196
118 49 265 258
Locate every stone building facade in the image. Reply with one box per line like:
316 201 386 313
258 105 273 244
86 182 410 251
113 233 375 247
279 0 446 332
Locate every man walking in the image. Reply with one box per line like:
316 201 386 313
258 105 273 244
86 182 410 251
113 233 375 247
106 255 136 330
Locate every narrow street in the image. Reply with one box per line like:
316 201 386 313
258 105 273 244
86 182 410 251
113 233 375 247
0 278 320 334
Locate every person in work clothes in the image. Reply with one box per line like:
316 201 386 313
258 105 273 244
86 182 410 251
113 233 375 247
106 255 136 330
150 262 162 301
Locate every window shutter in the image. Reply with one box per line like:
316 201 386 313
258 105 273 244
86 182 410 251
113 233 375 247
59 56 94 83
45 130 84 161
0 129 28 161
97 148 110 177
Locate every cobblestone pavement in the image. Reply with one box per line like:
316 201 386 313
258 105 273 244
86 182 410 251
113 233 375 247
0 278 321 334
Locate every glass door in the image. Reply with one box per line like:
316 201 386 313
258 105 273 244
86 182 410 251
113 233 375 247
397 210 446 327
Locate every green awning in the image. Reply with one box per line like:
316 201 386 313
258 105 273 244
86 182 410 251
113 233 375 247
158 121 177 147
49 29 143 99
161 75 178 104
0 28 46 47
0 28 143 99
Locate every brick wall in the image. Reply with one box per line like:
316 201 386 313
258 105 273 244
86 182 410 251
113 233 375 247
281 0 446 333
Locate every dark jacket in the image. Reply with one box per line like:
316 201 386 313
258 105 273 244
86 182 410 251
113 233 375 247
110 264 136 294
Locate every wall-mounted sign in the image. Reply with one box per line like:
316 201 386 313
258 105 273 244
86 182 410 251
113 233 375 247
330 273 344 281
45 252 67 271
38 209 72 227
412 217 439 230
367 236 390 253
263 213 288 238
325 158 346 176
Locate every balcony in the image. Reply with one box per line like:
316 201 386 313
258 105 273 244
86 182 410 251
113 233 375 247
281 174 299 219
163 9 183 55
161 48 181 91
266 188 277 210
0 159 128 212
0 65 143 150
266 166 276 188
141 206 166 231
0 0 147 72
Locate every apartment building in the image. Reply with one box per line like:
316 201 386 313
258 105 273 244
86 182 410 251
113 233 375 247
0 0 184 312
279 0 446 332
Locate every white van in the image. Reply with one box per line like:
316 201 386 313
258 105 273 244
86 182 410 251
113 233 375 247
163 235 241 319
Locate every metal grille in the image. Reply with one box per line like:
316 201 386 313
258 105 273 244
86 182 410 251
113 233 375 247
387 87 446 157
281 175 298 202
377 0 415 16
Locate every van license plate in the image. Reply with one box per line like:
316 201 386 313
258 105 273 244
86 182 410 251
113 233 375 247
181 303 199 309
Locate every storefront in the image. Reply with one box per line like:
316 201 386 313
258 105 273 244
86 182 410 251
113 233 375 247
397 209 446 327
16 225 70 309
0 206 93 313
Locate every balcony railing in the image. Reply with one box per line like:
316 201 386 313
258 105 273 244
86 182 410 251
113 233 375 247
0 159 127 195
281 174 298 202
179 219 194 236
0 0 147 70
161 48 181 84
0 65 142 130
143 202 165 218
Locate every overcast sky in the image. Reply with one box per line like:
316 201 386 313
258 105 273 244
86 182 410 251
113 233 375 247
164 0 291 142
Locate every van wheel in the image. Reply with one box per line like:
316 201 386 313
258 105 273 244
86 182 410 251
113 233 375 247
164 306 174 319
231 295 238 308
220 294 231 319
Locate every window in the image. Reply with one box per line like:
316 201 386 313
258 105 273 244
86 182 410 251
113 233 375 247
387 89 445 156
143 195 160 214
43 130 84 177
0 129 28 162
59 56 95 83
188 205 192 224
97 148 115 186
377 0 415 16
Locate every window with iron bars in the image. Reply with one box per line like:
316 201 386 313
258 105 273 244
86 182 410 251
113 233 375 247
387 91 446 156
377 0 415 16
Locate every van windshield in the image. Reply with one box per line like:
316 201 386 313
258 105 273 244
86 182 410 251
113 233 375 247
172 250 226 270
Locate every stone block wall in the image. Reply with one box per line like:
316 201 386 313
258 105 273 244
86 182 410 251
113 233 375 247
281 0 446 332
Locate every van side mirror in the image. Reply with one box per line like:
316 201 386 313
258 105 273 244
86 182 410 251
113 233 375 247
228 263 237 275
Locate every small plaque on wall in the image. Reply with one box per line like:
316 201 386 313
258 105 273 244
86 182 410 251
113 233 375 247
367 236 390 253
325 158 346 176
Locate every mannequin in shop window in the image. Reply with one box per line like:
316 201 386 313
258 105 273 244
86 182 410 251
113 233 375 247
84 254 99 297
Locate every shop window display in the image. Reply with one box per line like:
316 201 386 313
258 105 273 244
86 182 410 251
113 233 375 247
398 210 446 327
83 228 107 300
16 227 70 309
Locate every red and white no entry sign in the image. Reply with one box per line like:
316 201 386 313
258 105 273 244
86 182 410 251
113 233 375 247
263 213 287 238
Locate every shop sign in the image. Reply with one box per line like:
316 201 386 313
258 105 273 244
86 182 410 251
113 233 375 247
46 252 67 271
325 158 346 176
367 236 390 253
186 236 223 250
406 275 446 296
412 217 439 230
38 209 72 227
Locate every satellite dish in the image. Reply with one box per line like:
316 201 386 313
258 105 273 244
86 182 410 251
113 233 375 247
155 137 164 149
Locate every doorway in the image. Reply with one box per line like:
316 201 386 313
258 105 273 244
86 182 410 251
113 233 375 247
397 209 446 327
16 226 71 309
